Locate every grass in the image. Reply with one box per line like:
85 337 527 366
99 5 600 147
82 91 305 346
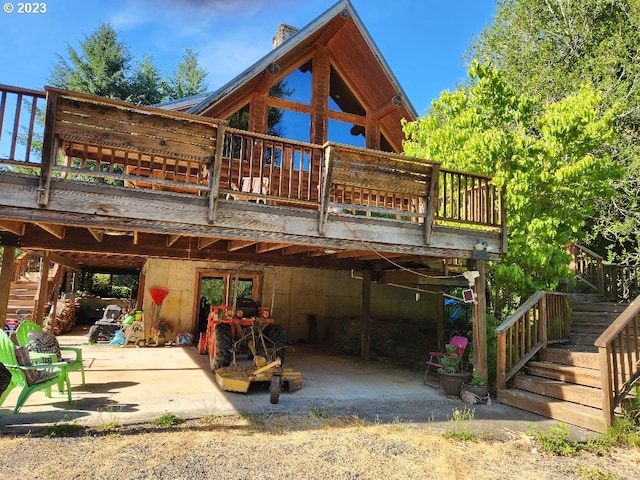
443 407 479 442
44 421 85 438
153 412 182 427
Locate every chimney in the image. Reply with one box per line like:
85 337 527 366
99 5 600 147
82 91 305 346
272 24 299 49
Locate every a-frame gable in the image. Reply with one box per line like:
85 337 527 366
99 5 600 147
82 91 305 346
188 0 416 153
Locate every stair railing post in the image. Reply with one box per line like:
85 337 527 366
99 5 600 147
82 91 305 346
496 330 506 390
598 344 614 428
540 293 548 348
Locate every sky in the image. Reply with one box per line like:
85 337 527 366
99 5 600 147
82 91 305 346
0 0 496 115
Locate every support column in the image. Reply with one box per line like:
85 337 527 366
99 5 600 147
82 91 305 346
0 247 16 329
360 269 371 360
469 259 488 383
35 251 51 326
436 285 445 350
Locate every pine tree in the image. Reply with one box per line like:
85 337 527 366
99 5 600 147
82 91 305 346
49 22 133 100
166 48 208 100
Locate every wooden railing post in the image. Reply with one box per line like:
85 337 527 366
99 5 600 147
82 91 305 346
496 330 506 390
423 164 440 245
599 344 614 428
37 90 58 207
318 144 335 235
208 123 227 223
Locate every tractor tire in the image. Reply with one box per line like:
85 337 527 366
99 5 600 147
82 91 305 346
210 323 232 371
263 324 286 365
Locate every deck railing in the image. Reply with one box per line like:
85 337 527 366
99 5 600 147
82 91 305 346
496 291 570 390
0 84 504 239
0 84 46 166
568 243 640 301
595 295 640 426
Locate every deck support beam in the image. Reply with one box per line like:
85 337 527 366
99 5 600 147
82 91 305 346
0 246 16 329
360 269 371 360
469 259 488 383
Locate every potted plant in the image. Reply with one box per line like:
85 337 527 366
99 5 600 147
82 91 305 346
462 370 488 398
154 320 174 347
437 343 471 396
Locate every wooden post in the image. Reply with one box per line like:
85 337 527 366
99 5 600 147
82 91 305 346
34 251 51 326
469 259 488 383
318 145 335 235
436 285 445 350
360 269 371 360
208 123 226 223
0 247 16 329
38 90 58 206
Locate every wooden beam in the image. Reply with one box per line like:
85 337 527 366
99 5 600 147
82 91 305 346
36 223 65 239
37 90 58 206
469 259 488 383
282 245 315 256
360 269 371 360
197 237 220 250
0 246 15 329
34 250 51 325
228 240 256 252
31 250 82 271
256 243 288 253
0 220 25 236
88 228 103 243
167 234 181 247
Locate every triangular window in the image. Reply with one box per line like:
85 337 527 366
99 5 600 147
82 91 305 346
329 66 365 116
269 59 313 105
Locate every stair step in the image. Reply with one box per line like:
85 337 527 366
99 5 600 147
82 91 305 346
541 348 599 368
497 388 607 433
513 375 603 408
569 333 600 346
570 301 629 312
527 361 601 387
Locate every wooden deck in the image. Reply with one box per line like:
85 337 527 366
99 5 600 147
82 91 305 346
0 85 505 270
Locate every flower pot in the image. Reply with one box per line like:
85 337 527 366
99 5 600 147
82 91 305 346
438 370 471 396
461 383 488 398
156 332 166 347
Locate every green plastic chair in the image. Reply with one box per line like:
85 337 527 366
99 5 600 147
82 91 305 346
0 330 72 413
15 321 86 385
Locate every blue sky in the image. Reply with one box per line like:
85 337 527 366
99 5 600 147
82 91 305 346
0 0 495 115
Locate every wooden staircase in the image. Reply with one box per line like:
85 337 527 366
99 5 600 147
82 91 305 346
497 297 628 433
4 272 39 324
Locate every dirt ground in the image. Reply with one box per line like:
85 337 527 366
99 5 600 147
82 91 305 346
1 413 639 480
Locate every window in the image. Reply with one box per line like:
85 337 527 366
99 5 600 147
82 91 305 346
328 119 365 147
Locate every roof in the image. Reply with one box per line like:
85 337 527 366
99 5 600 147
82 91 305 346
185 0 417 118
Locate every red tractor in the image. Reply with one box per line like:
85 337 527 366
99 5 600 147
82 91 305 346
200 266 295 403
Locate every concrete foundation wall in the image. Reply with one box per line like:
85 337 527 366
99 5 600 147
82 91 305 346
142 259 438 344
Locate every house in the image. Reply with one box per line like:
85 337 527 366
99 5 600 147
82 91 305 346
0 0 504 380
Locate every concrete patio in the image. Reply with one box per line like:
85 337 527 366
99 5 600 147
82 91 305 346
0 326 595 440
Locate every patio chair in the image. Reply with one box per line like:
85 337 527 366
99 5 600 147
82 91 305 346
15 320 85 386
423 335 468 385
0 330 71 413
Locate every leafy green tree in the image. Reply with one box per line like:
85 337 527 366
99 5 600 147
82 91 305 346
166 47 208 100
403 61 620 318
469 0 640 265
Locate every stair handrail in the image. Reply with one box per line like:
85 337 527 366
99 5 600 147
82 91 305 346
594 294 640 427
496 291 570 390
568 243 640 301
568 243 604 295
10 252 31 283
